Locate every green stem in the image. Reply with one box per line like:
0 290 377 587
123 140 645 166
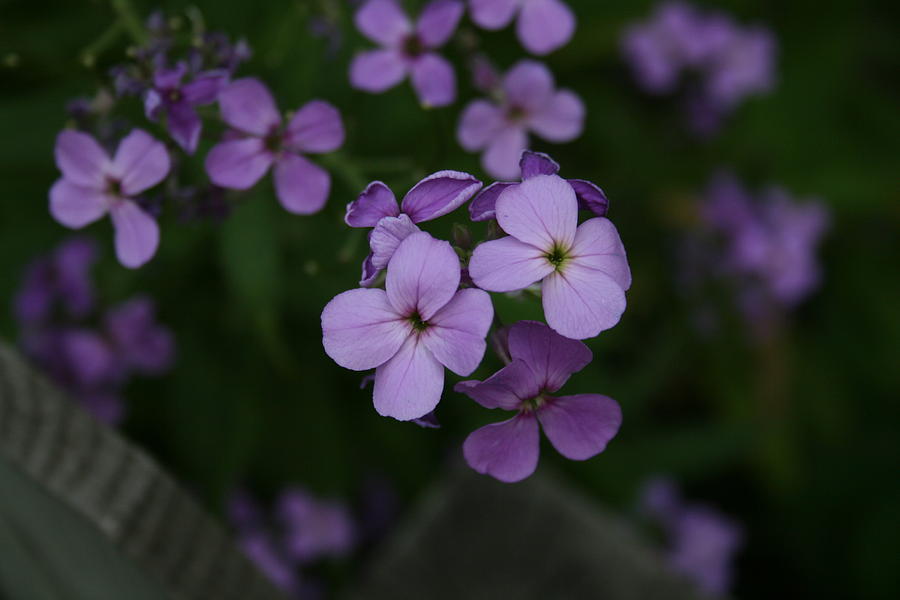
320 152 369 194
110 0 147 45
80 20 125 66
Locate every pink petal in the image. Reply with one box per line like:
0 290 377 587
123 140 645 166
454 358 540 410
542 263 627 339
321 288 410 370
463 413 540 483
469 0 520 29
503 59 554 111
49 180 107 228
205 137 273 190
370 214 421 269
416 0 464 47
482 126 528 180
350 49 408 92
457 100 505 151
400 170 482 223
284 100 345 154
344 181 400 227
218 78 282 135
273 153 330 215
355 0 412 46
373 335 444 421
537 394 622 460
410 53 456 107
386 232 460 320
54 130 109 188
529 90 585 142
110 200 160 268
468 236 553 292
495 173 577 252
111 129 171 196
506 320 592 393
421 288 493 376
570 217 631 290
516 0 575 55
469 182 517 222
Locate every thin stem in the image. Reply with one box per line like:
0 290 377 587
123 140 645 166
110 0 147 45
80 20 125 67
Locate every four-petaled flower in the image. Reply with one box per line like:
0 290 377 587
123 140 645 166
205 78 345 215
469 174 631 339
144 62 228 153
458 60 584 179
456 320 621 482
50 129 170 268
322 232 493 421
350 0 464 107
469 0 575 56
344 171 482 285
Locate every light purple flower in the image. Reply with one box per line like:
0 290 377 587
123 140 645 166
50 129 170 268
468 174 630 339
469 0 575 56
350 0 464 107
144 62 227 153
205 78 344 215
469 150 608 222
457 60 584 179
277 488 356 564
456 320 621 483
322 232 493 421
104 296 175 375
344 171 482 285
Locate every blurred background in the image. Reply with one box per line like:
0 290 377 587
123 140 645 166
0 0 898 598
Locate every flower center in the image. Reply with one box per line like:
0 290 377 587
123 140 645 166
104 177 123 197
166 88 183 103
521 394 549 413
264 130 283 153
506 104 528 123
402 34 426 59
410 312 429 332
545 243 569 270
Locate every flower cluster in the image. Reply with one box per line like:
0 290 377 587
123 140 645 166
13 237 174 424
322 151 629 481
622 1 776 134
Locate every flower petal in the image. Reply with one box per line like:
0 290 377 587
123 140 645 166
569 179 609 216
400 170 482 223
386 232 460 320
495 173 577 251
416 0 464 48
49 180 107 228
345 181 400 227
469 0 519 30
454 358 540 410
463 414 540 483
410 53 456 107
373 335 444 421
520 150 560 179
469 182 517 222
218 78 282 135
181 70 228 105
350 49 408 93
516 0 575 55
273 153 330 214
506 319 592 393
355 0 412 45
482 126 528 180
54 130 109 188
542 263 627 339
503 60 555 110
529 90 585 142
152 62 187 89
370 214 421 269
284 100 345 154
570 217 631 290
457 100 505 151
359 253 381 287
537 394 622 460
468 236 553 292
110 200 160 268
322 288 409 370
166 103 202 154
205 137 273 190
111 129 171 195
421 288 493 375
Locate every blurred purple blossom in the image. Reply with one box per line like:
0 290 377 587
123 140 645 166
104 297 175 375
469 0 576 56
278 488 356 564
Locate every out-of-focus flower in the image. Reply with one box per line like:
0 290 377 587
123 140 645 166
469 0 575 56
468 174 630 339
50 129 170 268
205 78 344 215
457 320 621 482
104 297 175 375
457 60 584 179
278 488 356 564
349 0 464 107
322 232 493 421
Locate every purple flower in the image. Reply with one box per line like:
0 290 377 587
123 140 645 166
50 129 170 268
277 488 356 564
456 320 621 482
240 533 301 595
322 232 493 421
144 62 227 153
468 174 630 339
469 0 576 56
344 171 482 285
349 0 464 107
469 150 608 222
104 297 175 375
205 78 344 215
457 60 584 179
